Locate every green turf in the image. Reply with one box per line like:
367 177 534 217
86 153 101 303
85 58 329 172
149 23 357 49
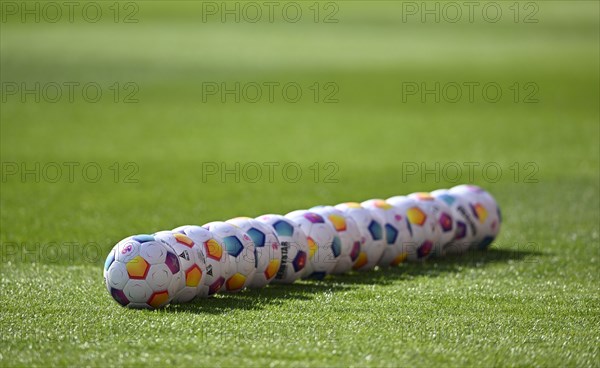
1 1 599 366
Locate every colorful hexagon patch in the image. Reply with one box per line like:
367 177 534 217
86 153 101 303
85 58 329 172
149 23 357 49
164 251 180 274
126 256 149 279
353 252 368 269
185 264 202 287
264 259 280 280
133 234 154 243
455 221 467 240
437 194 455 206
226 273 246 291
224 236 244 257
174 233 194 248
328 214 347 231
204 239 223 261
391 252 408 265
368 220 383 240
413 192 434 201
373 199 393 210
147 290 169 309
343 202 362 208
385 224 398 244
208 277 224 295
331 236 342 258
407 207 427 226
349 241 361 262
439 212 453 232
273 220 294 237
292 251 307 272
110 288 129 306
307 237 317 258
418 240 433 258
304 212 325 224
471 203 488 223
104 250 115 271
246 228 266 247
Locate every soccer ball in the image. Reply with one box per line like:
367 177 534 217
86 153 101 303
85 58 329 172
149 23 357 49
203 221 256 292
226 217 282 288
309 205 362 274
153 230 206 303
361 199 411 267
255 214 308 284
172 225 231 297
448 184 501 250
334 202 386 271
407 192 456 257
285 210 341 279
104 234 184 309
386 196 436 261
430 189 476 254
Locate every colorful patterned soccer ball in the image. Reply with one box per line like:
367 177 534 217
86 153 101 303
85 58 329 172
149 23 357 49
203 221 256 292
172 225 231 297
255 214 309 284
226 217 282 288
407 192 455 257
286 210 341 279
430 189 476 254
448 184 501 250
334 202 386 271
153 230 206 303
361 199 411 267
104 234 184 309
386 196 435 261
310 205 362 274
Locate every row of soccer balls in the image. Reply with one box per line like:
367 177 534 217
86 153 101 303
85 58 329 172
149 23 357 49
104 184 501 309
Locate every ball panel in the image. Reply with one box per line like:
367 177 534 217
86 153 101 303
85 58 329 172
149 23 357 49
126 256 150 280
164 251 181 274
110 288 129 306
106 262 129 289
146 264 174 291
204 239 223 261
147 291 170 309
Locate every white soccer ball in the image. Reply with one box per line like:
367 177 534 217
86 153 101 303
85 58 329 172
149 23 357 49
103 234 184 309
309 205 362 274
255 214 309 284
285 210 341 279
430 189 476 254
361 199 411 267
386 196 436 261
226 217 282 288
203 221 256 292
448 184 501 250
334 202 386 271
153 230 207 303
407 192 456 257
172 225 231 297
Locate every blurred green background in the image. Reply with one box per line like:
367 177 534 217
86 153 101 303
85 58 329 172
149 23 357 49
1 1 598 366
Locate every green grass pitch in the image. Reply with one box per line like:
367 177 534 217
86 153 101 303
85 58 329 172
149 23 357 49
1 1 598 366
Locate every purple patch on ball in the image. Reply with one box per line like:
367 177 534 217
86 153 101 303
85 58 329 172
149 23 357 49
165 251 181 274
455 221 467 240
111 288 129 307
418 240 433 258
303 212 325 224
349 241 361 262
